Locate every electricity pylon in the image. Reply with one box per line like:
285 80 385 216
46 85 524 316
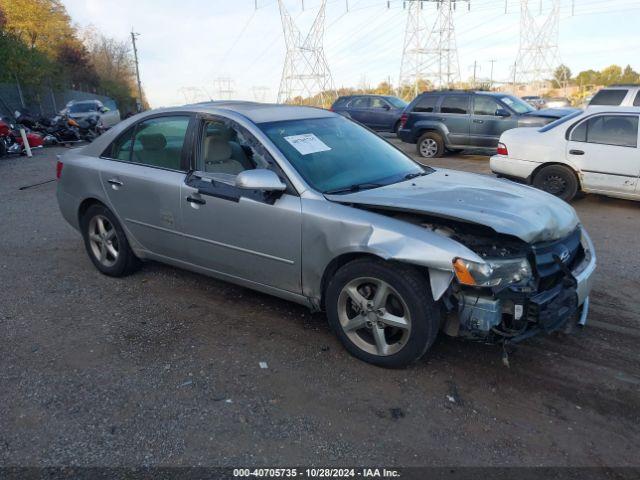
252 86 270 102
399 0 469 96
214 77 235 100
513 0 562 94
277 0 335 106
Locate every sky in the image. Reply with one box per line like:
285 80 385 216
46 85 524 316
61 0 640 108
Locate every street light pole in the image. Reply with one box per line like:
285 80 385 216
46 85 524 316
131 28 144 112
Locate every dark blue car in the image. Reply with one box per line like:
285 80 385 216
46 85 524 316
330 95 408 134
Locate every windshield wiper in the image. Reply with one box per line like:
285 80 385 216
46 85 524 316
404 171 428 180
324 182 386 195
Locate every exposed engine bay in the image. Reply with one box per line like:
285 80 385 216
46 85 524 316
363 207 589 346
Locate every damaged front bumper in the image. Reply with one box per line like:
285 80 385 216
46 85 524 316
446 228 596 344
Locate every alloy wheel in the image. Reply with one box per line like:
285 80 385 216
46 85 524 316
88 215 119 267
337 277 412 356
419 138 438 158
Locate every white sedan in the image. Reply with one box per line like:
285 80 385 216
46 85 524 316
490 106 640 201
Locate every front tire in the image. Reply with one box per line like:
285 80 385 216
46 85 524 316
80 204 141 277
326 259 440 368
532 164 578 202
417 131 444 158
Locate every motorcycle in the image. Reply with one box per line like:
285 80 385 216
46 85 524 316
0 117 45 157
22 112 80 144
72 113 102 142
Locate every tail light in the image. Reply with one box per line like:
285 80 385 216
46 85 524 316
497 142 508 156
400 113 408 129
56 159 64 179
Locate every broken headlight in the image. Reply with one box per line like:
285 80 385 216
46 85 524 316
453 257 532 288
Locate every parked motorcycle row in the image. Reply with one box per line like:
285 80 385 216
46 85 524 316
0 109 104 158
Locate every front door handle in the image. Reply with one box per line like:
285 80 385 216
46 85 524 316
569 149 585 155
186 196 206 205
473 119 484 124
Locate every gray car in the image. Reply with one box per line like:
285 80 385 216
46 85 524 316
56 102 596 367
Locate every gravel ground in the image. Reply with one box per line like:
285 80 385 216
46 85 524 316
0 143 638 468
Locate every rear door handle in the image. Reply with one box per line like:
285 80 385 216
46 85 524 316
186 196 206 205
107 178 123 189
569 149 585 155
473 119 484 124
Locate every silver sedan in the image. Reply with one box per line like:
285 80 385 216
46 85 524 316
56 102 596 367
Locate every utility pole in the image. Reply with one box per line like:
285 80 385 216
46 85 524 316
489 59 496 90
131 28 144 112
472 60 477 88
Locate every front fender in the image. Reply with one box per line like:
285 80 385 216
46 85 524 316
300 198 482 303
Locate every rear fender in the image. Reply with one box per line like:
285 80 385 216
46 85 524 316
413 121 450 143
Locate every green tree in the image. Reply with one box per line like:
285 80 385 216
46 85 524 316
599 65 623 85
575 69 600 87
553 64 572 88
620 65 639 84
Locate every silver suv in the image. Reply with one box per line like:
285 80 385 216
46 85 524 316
56 102 596 367
588 85 640 107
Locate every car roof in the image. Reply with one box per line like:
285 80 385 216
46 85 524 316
582 105 640 113
419 90 505 97
157 101 335 124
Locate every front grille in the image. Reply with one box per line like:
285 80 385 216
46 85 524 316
531 228 583 290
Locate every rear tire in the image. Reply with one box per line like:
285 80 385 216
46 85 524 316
325 258 440 368
532 164 578 202
417 131 444 158
393 121 401 136
0 140 6 158
80 204 141 277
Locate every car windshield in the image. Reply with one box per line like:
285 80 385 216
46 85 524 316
500 95 535 114
68 103 98 113
538 110 583 132
259 116 427 193
386 97 407 109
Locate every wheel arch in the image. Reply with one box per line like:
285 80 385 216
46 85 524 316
529 161 582 190
78 197 108 225
318 252 449 312
412 122 449 143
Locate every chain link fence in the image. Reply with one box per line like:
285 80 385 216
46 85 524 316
0 81 118 119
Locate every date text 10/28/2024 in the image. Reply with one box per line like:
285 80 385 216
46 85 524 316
233 468 401 478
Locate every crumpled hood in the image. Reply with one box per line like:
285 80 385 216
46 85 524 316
326 169 579 243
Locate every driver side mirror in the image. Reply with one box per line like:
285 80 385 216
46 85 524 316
99 107 110 113
496 108 511 117
382 104 391 111
235 169 286 192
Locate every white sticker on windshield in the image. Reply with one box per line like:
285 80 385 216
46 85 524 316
284 133 331 155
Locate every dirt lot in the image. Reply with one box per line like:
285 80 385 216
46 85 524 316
0 142 638 468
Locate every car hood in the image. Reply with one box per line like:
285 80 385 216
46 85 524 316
325 169 579 244
525 107 578 118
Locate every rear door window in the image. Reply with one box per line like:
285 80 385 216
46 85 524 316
570 115 639 148
412 95 438 113
131 116 191 170
104 127 135 161
441 95 469 114
589 89 628 106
